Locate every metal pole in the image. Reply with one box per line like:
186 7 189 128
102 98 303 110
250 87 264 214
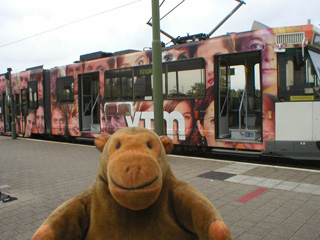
6 68 16 139
151 0 164 136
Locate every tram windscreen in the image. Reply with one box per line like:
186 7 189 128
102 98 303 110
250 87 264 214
308 50 320 80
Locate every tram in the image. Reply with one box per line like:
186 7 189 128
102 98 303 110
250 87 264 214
1 23 320 160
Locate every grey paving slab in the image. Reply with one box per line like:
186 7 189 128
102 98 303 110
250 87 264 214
1 136 320 240
274 180 301 191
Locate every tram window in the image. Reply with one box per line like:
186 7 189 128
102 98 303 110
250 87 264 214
162 72 167 98
133 75 145 100
133 66 153 100
167 72 178 97
56 76 74 103
166 58 205 99
28 81 38 109
133 75 153 100
314 33 320 48
254 64 261 97
120 68 133 100
230 65 246 97
105 77 121 100
306 60 314 84
278 49 320 100
15 93 20 116
286 60 294 89
105 78 113 100
104 58 205 101
104 69 134 101
21 89 28 105
308 50 320 86
121 76 133 100
113 78 121 99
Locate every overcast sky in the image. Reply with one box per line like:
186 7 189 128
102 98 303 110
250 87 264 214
0 0 319 74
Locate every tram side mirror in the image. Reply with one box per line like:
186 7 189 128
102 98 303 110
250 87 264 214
294 49 304 70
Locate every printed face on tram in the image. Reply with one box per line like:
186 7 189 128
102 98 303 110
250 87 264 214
68 112 79 136
19 72 30 89
36 106 45 134
171 100 193 144
196 98 236 148
85 59 112 97
50 69 59 94
85 59 110 73
25 112 36 137
66 64 83 78
0 77 5 92
162 48 190 62
66 64 83 95
238 29 277 94
136 102 154 130
52 108 66 135
38 80 43 99
105 106 129 135
15 118 20 133
0 118 4 132
104 103 131 134
117 52 150 68
197 38 231 88
31 72 43 99
106 115 126 134
199 100 215 146
11 75 18 92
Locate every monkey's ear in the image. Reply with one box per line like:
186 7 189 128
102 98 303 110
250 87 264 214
160 136 174 154
94 134 111 152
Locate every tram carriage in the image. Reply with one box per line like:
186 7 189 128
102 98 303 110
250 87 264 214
1 23 320 160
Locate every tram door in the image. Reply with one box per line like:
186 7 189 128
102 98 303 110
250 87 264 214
79 72 100 133
216 51 262 143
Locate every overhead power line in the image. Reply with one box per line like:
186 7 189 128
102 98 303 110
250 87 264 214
0 0 141 49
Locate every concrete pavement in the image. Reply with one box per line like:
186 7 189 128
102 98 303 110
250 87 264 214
0 136 320 239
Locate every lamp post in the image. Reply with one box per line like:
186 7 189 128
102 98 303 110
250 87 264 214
151 0 164 136
5 68 16 139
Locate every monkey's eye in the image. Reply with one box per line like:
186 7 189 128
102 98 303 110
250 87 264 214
147 142 152 149
116 142 121 149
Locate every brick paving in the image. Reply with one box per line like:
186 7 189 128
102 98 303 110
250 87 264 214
0 136 320 240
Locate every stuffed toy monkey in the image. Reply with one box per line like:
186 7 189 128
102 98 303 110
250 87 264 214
32 127 232 240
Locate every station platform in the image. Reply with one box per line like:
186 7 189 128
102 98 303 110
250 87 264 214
0 136 320 240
